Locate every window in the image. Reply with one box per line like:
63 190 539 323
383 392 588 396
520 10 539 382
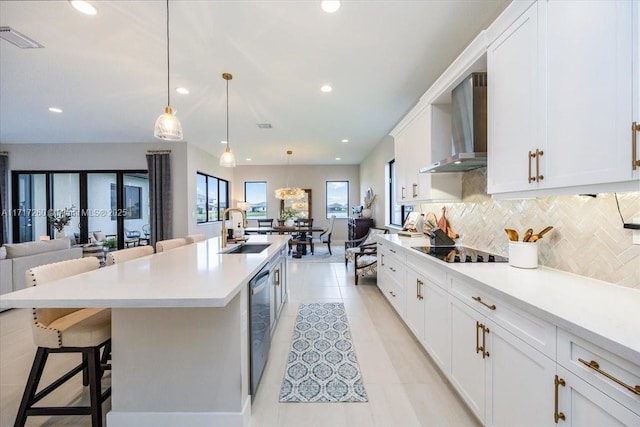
326 181 349 219
244 182 267 219
389 160 403 226
196 172 229 224
110 184 142 220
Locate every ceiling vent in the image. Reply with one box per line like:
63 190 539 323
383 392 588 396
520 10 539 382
0 27 44 49
257 123 272 129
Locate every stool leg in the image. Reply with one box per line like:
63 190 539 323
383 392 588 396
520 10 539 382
15 347 48 427
86 347 103 427
82 352 89 386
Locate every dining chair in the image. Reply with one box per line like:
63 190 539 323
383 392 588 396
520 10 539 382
156 237 188 253
16 257 111 426
185 233 206 244
106 245 154 266
312 215 336 254
257 218 274 234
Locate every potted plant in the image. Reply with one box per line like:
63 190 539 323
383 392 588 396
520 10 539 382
47 206 74 238
280 208 298 227
104 237 117 251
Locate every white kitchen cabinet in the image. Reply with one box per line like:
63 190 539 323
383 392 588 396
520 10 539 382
422 277 451 374
450 280 555 426
487 2 542 194
393 105 462 204
377 241 406 317
404 266 426 342
556 366 640 426
488 0 639 196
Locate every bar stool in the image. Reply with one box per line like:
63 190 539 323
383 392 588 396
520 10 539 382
15 257 111 427
185 233 206 244
155 237 187 252
106 245 154 266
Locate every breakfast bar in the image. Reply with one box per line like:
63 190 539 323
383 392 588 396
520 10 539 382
0 235 289 427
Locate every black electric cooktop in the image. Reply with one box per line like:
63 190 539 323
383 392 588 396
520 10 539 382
411 246 508 263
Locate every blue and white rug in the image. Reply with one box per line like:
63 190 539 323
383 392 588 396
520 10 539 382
279 302 368 402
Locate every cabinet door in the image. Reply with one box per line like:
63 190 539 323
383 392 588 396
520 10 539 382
394 129 410 204
485 320 555 427
557 366 640 426
422 279 451 374
488 2 542 194
404 267 425 342
544 0 635 188
450 296 485 422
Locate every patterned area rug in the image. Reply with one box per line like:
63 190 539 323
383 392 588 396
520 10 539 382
279 302 368 403
288 241 345 263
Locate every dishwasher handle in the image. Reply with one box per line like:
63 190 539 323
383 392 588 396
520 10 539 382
252 281 268 296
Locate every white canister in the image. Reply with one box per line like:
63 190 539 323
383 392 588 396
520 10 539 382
508 242 538 269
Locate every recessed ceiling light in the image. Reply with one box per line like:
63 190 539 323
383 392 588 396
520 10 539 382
176 87 189 95
321 1 341 13
341 139 349 143
48 107 63 113
454 160 462 164
335 157 341 161
246 158 252 161
221 140 227 144
69 1 97 16
257 123 272 129
320 85 333 93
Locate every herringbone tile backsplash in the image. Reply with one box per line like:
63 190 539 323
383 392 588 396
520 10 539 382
417 168 640 288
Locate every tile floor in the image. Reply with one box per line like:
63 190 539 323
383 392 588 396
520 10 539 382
0 261 479 426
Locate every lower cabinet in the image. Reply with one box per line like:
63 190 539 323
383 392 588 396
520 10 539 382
556 366 640 426
270 249 288 335
450 295 555 426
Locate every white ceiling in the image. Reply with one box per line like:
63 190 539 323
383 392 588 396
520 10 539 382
0 0 508 165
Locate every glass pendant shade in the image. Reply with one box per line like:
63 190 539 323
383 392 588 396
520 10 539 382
219 146 236 167
154 106 183 141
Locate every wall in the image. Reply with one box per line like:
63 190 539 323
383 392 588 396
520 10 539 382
416 168 640 288
232 164 360 240
359 135 395 226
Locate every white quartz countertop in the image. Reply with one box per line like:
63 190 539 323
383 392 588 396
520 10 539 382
379 234 640 364
0 235 288 309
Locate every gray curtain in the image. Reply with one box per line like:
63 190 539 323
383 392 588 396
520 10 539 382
0 154 7 244
146 153 172 248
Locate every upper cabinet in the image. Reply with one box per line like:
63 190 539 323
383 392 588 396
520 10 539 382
488 0 640 197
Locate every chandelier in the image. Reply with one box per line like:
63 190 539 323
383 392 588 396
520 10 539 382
274 150 305 200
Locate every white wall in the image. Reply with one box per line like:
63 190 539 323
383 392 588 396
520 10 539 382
359 135 395 228
232 164 360 240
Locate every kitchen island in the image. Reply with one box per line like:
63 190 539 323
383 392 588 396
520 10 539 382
0 235 289 427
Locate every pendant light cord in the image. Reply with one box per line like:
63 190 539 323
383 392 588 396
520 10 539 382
166 0 170 107
226 78 230 149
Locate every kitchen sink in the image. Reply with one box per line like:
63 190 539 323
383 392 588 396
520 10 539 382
222 243 271 254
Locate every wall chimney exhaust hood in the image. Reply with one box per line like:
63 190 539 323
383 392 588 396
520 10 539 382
420 72 487 173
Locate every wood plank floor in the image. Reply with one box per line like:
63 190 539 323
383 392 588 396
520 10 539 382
0 262 479 426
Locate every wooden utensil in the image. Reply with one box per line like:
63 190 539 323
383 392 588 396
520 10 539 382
522 228 533 242
505 229 519 242
528 226 553 242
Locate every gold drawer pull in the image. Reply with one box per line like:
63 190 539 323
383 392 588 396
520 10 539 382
472 296 496 311
578 358 640 396
554 375 566 423
528 150 536 183
633 121 640 170
389 291 396 298
535 149 544 182
390 267 396 272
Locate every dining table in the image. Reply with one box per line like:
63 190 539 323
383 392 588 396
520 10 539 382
244 226 324 235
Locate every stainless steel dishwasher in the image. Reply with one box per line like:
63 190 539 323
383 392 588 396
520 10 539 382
249 263 271 398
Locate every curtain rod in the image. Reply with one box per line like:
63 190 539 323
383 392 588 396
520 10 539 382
147 150 172 154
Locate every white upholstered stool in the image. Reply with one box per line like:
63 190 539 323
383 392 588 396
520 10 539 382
155 237 188 253
185 233 206 244
106 245 154 266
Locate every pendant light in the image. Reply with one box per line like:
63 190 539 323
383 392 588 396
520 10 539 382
219 72 236 167
274 150 305 200
154 0 183 141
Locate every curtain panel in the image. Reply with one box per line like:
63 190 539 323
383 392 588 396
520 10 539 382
0 154 7 244
146 152 172 248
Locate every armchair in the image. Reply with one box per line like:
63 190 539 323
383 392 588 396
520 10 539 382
345 227 389 285
311 215 335 254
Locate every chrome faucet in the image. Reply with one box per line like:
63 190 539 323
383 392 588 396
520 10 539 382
221 207 248 248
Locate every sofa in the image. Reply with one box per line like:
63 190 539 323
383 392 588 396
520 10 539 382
0 239 83 299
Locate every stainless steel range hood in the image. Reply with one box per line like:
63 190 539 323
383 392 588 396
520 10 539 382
420 72 487 173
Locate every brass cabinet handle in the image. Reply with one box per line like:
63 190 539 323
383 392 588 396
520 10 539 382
419 279 424 300
578 358 640 396
275 268 280 286
381 254 384 267
633 121 640 170
389 291 396 298
476 321 483 354
528 150 536 183
536 149 544 182
482 325 490 358
412 183 418 198
416 279 424 300
401 186 406 199
390 267 396 272
554 375 566 423
472 296 497 311
390 248 397 253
